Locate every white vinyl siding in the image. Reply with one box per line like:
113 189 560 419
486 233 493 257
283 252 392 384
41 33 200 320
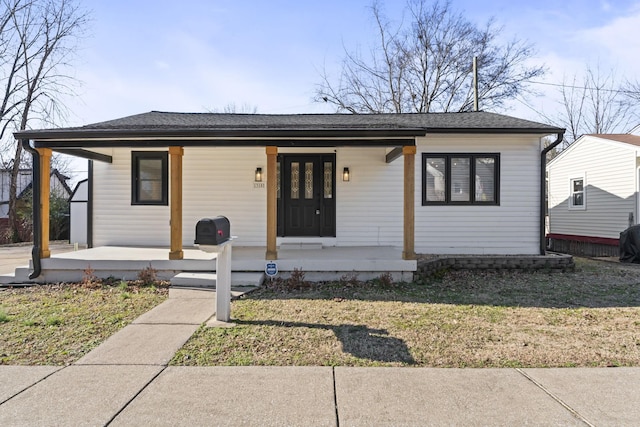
336 147 403 246
91 134 543 255
92 146 403 248
93 148 170 247
547 137 636 239
415 135 542 255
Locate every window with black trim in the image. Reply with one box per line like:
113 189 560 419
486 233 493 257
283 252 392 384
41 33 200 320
422 153 500 205
131 151 168 205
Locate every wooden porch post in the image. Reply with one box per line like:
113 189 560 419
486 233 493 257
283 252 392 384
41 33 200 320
266 146 278 260
403 146 416 260
36 148 52 258
169 146 184 260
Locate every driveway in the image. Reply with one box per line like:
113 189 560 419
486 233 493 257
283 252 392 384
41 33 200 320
0 243 75 275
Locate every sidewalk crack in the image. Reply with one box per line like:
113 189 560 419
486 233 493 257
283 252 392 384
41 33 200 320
515 368 595 427
0 365 65 406
103 365 167 426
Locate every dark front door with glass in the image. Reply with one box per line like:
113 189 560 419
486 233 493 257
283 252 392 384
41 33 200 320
278 154 336 237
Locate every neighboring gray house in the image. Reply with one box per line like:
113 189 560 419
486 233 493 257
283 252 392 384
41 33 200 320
0 168 72 217
0 168 72 243
547 126 640 256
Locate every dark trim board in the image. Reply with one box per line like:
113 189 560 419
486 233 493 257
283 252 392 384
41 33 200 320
54 149 113 163
33 138 417 149
385 147 404 163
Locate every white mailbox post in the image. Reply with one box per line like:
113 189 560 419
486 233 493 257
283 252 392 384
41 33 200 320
197 237 235 322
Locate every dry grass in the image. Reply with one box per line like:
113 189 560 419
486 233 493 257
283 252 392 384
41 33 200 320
0 281 168 365
173 258 640 367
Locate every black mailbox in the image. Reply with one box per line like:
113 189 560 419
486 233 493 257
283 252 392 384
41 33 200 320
194 216 231 245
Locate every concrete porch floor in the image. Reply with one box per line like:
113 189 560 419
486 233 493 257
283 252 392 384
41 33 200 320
6 245 417 284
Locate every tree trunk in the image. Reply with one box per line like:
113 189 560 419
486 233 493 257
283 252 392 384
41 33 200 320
7 142 24 242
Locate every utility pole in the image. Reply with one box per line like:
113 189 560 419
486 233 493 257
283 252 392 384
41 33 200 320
473 56 479 111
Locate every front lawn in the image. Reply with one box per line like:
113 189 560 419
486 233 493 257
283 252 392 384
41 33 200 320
172 258 640 368
0 281 168 365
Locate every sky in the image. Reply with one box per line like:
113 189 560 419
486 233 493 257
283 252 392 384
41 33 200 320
58 0 640 179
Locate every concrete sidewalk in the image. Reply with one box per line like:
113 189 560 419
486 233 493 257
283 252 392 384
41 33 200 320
2 289 640 425
2 365 640 426
0 242 75 276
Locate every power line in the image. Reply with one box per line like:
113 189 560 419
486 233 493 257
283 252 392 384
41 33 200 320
528 80 640 95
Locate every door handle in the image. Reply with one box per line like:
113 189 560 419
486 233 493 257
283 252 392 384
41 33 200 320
315 209 320 215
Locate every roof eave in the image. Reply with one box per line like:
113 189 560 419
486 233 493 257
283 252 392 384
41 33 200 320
14 127 425 141
425 127 564 134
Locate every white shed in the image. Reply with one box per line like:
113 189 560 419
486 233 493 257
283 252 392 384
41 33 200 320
69 179 88 246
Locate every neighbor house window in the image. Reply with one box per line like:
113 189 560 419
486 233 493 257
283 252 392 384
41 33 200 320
131 151 168 205
569 177 585 210
422 153 499 205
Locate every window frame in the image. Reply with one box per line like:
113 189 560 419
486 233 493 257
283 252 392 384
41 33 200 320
131 151 168 206
568 176 586 210
421 153 500 206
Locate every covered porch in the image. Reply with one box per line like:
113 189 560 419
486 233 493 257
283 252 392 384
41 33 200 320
7 245 416 285
15 112 424 283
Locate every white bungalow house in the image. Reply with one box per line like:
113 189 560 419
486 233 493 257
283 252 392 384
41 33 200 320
12 111 563 282
547 126 640 256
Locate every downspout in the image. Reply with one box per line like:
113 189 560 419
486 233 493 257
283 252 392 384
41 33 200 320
540 132 565 255
21 139 41 279
87 160 93 248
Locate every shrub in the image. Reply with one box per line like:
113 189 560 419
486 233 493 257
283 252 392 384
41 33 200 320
82 265 99 288
137 264 158 286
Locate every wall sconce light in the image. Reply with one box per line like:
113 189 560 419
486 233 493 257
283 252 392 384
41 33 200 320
255 167 263 182
342 167 350 182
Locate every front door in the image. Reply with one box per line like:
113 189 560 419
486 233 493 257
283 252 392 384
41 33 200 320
278 154 336 236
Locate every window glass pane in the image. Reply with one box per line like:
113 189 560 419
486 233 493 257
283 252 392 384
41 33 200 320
305 162 313 199
450 157 470 202
573 193 583 206
425 157 446 202
475 157 495 202
139 180 162 201
573 179 583 193
324 161 333 199
291 162 299 199
139 159 162 180
138 158 163 202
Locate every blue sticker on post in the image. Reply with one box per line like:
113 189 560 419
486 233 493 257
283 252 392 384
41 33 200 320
265 262 278 277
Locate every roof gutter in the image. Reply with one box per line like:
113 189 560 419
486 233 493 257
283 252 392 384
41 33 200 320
21 139 41 279
540 132 565 255
14 127 425 141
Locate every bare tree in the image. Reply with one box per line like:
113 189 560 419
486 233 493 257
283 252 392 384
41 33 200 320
553 65 638 146
208 102 258 114
316 0 545 113
0 0 88 242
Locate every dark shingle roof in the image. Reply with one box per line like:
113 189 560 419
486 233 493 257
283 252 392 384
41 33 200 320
14 111 564 147
82 110 560 131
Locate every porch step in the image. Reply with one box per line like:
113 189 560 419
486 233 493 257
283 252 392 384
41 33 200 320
170 272 265 289
0 266 32 285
